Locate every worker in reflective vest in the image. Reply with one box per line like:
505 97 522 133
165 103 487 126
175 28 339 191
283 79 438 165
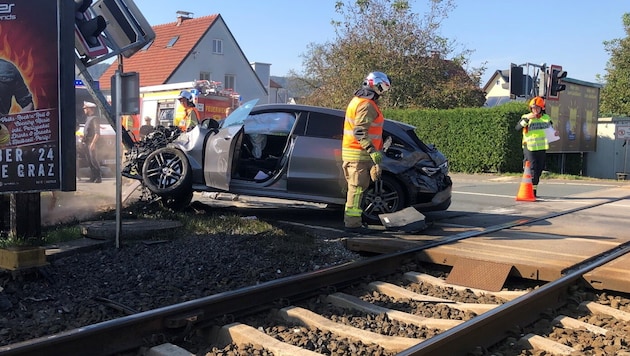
176 90 200 131
342 71 391 232
515 96 553 197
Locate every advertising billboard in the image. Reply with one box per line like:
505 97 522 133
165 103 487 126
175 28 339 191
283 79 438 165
0 1 63 193
546 78 601 153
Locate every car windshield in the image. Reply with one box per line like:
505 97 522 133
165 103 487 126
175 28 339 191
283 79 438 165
221 99 259 128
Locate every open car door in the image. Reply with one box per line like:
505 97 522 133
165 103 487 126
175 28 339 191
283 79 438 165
202 99 258 191
203 125 243 190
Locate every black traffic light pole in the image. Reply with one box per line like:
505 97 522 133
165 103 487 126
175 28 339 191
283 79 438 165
74 0 155 150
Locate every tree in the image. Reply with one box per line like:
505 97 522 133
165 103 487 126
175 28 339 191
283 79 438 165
600 13 630 116
291 0 486 109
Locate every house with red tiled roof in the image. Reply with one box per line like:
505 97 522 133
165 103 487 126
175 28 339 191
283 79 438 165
99 11 271 104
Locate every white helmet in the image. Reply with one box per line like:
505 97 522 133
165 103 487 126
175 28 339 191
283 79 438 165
363 71 391 95
177 90 193 101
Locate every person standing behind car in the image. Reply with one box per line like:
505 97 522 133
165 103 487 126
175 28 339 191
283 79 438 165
342 71 391 233
83 101 102 183
515 96 552 197
139 116 154 140
176 90 200 131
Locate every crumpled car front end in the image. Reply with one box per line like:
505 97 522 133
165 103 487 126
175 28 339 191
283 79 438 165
381 122 452 211
407 144 452 211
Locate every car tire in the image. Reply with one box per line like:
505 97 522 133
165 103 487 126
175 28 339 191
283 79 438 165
142 147 192 197
362 174 406 224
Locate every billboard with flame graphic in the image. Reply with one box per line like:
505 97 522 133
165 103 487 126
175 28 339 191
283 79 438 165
0 0 63 193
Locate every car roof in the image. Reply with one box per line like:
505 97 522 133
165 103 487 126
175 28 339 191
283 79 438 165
251 103 345 116
252 103 416 131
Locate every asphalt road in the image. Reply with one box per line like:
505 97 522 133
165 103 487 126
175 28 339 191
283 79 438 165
190 173 630 237
41 174 630 240
436 173 630 231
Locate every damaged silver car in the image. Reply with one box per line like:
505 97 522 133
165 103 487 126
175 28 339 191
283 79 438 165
123 99 452 222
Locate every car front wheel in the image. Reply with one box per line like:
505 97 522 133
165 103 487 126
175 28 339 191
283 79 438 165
362 175 406 223
142 147 192 197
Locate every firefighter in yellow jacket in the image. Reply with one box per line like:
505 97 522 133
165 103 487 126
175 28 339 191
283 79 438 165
176 90 200 131
342 71 391 232
515 96 553 197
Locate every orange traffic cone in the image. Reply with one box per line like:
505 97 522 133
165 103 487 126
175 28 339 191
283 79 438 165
516 161 536 202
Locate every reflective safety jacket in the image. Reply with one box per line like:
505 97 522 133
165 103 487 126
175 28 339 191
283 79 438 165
179 106 200 131
342 97 384 162
521 113 552 151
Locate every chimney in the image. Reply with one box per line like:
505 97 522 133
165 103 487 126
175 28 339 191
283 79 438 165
430 50 441 59
176 10 193 26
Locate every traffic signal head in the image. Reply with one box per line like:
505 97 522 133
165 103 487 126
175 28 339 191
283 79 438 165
509 64 524 97
74 0 108 57
550 67 567 97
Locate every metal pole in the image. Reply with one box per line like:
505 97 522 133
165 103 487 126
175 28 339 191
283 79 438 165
114 65 122 248
625 139 628 174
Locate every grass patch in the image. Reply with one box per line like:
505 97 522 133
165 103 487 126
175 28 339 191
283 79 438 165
498 171 610 181
1 225 83 248
541 172 604 181
36 200 308 247
42 225 83 245
0 237 39 249
182 213 283 236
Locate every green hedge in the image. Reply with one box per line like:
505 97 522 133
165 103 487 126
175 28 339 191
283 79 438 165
383 102 529 173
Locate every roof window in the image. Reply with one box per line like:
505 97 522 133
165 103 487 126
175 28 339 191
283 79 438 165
166 36 179 48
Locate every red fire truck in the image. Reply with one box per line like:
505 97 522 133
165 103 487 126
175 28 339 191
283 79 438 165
125 80 239 139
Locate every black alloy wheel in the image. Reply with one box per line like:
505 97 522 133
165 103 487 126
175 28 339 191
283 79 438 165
142 147 192 197
362 174 406 223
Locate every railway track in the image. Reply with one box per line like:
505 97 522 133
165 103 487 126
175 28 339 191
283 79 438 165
2 196 630 355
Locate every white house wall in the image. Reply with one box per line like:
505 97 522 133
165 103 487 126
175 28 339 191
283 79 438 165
485 74 508 97
168 17 268 105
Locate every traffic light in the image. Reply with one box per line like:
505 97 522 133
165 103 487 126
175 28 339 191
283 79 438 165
509 63 524 97
91 0 156 58
74 0 108 58
549 65 567 98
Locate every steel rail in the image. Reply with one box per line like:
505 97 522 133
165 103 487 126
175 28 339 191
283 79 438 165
397 241 630 355
1 195 627 356
0 249 422 355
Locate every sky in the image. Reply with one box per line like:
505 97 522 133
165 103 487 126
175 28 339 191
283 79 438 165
132 0 628 86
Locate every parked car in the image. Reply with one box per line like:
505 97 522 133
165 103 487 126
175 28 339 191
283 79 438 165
123 99 452 222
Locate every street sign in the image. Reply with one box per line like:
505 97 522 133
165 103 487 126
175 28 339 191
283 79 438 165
616 123 630 140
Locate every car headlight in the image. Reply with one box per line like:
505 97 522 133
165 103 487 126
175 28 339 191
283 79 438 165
421 166 440 176
439 161 449 174
420 161 448 176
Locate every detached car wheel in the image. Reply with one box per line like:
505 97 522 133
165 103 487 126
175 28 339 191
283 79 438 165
362 175 406 223
142 147 192 197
